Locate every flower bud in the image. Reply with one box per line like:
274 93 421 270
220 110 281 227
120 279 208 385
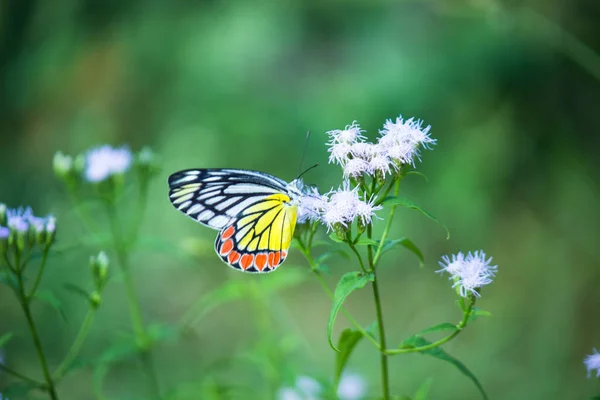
89 291 102 308
74 153 86 176
0 226 9 255
53 152 74 181
90 251 109 289
29 217 46 247
45 216 56 247
333 223 347 242
0 204 6 226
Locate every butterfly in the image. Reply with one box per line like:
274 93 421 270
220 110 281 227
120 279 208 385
168 169 308 273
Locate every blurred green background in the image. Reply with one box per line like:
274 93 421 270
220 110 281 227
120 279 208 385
1 0 600 399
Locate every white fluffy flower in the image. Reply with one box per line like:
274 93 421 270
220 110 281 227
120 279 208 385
297 187 329 224
378 115 435 166
337 373 367 400
355 196 382 225
320 182 381 231
328 142 352 166
84 145 133 182
327 121 366 145
350 142 376 159
585 348 600 378
437 250 497 297
343 158 372 179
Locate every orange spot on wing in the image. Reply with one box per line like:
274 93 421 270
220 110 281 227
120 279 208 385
219 239 234 256
240 254 254 270
267 252 275 268
228 250 240 264
273 251 281 267
255 253 267 271
222 226 235 240
281 250 288 259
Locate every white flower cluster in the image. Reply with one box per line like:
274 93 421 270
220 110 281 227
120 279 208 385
84 145 133 183
2 206 55 236
53 145 134 184
585 348 600 378
297 182 382 231
327 116 435 179
437 250 497 298
277 373 366 400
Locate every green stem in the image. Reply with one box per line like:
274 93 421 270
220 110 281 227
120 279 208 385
0 364 43 387
106 200 162 399
366 214 390 400
15 253 59 400
53 309 96 380
372 180 401 267
385 300 474 355
27 246 50 299
370 270 390 400
348 243 368 274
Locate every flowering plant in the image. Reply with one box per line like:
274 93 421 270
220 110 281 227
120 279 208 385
294 116 498 399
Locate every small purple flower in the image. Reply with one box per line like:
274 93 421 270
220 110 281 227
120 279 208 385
7 207 32 233
0 226 9 239
585 348 600 378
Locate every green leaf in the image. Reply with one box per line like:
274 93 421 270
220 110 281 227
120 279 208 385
34 290 67 322
400 336 488 400
354 237 379 246
414 378 434 400
333 322 378 387
3 382 39 398
414 322 457 337
63 283 90 301
329 232 345 243
0 332 13 348
468 307 492 323
180 280 248 328
380 237 424 266
327 271 374 351
381 196 449 239
404 171 429 182
334 329 363 386
0 270 19 291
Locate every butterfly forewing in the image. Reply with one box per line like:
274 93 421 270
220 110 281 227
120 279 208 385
168 169 298 272
168 169 289 230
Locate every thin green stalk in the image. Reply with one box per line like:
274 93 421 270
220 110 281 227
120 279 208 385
348 243 368 274
367 216 390 400
0 364 43 387
15 252 59 400
372 180 401 267
385 301 473 355
370 271 390 400
106 200 162 399
27 246 50 299
53 309 96 380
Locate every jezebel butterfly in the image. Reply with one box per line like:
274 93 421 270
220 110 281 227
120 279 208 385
168 169 307 273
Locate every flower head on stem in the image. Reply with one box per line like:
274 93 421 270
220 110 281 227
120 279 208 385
585 348 600 378
437 250 497 298
84 145 133 183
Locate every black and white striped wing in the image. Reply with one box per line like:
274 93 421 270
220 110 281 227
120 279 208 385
167 169 290 230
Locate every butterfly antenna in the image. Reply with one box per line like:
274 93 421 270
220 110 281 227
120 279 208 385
296 163 319 180
297 131 311 177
